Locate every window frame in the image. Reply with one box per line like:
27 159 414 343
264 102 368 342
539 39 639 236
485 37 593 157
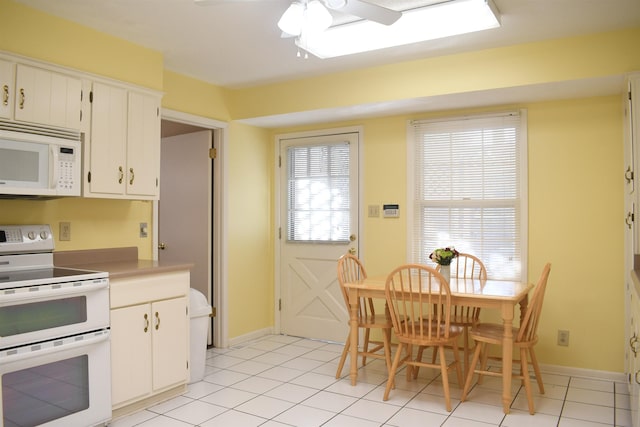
406 110 528 281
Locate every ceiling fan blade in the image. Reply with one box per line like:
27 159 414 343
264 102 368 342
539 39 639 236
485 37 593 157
340 0 401 25
194 0 273 5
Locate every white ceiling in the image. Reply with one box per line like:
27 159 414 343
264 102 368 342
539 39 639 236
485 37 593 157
13 0 640 127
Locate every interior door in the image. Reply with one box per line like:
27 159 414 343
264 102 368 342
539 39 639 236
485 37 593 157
279 131 359 342
159 130 212 338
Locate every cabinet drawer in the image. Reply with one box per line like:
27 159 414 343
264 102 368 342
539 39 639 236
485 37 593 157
110 270 189 308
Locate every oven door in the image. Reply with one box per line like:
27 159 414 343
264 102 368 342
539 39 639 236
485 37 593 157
0 278 109 349
0 330 111 427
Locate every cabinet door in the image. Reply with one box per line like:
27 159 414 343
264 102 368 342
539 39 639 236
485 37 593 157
88 82 127 195
14 64 81 130
152 297 189 392
110 304 153 407
127 91 161 198
0 59 14 119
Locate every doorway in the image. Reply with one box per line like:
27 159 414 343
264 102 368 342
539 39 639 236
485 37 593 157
276 127 362 343
155 109 228 348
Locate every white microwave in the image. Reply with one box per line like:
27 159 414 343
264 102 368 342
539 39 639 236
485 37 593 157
0 130 81 197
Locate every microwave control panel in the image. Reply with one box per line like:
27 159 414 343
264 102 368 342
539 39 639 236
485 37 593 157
56 145 80 194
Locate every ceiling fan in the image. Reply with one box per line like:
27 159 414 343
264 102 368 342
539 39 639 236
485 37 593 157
194 0 402 34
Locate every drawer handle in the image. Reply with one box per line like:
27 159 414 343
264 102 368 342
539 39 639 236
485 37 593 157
2 84 8 106
155 311 160 330
636 370 640 385
118 166 124 184
19 88 25 109
129 167 135 185
143 313 149 333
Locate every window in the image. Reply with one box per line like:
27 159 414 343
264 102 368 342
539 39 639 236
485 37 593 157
286 142 351 242
408 111 527 280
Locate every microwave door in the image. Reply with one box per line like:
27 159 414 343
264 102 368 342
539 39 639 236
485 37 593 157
0 137 54 196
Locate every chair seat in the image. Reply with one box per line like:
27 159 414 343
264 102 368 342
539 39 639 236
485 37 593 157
360 313 393 328
471 323 538 347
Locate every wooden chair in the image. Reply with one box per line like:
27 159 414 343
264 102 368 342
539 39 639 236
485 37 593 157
383 264 463 411
461 263 552 414
335 253 393 379
428 253 487 376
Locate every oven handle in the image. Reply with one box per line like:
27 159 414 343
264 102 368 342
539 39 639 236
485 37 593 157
0 330 110 364
0 279 108 304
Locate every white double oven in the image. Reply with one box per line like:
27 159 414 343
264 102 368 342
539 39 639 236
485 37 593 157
0 225 111 427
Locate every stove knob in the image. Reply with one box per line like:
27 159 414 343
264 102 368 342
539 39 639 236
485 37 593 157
27 231 36 240
40 231 49 240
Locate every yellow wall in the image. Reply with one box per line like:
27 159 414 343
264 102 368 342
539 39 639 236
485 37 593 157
271 96 624 372
0 0 635 372
226 122 273 338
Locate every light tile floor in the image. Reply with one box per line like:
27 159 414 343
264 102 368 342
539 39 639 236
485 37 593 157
111 334 632 427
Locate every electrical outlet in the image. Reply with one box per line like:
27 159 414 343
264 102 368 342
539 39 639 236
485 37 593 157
557 330 570 346
59 222 71 241
368 205 380 217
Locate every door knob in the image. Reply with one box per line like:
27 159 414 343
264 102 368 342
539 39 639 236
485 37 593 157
158 243 166 250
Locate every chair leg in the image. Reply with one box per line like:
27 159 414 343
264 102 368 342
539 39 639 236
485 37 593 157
520 347 535 415
438 345 452 412
383 328 395 389
362 328 371 366
461 340 482 401
478 342 489 385
405 344 414 380
335 334 351 379
462 327 470 377
528 347 545 394
452 340 463 387
384 342 405 401
413 346 426 379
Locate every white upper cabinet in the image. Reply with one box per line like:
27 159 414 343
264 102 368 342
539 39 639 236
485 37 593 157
0 58 15 119
84 81 161 200
126 91 161 198
13 64 82 130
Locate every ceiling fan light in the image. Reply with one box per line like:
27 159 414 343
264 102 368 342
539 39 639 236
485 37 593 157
325 0 347 9
278 2 305 36
306 0 333 32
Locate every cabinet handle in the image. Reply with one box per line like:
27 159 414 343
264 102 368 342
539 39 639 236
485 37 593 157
155 311 160 330
2 84 8 106
19 88 25 109
636 370 640 385
129 168 135 185
626 212 634 229
626 166 635 184
143 313 149 333
118 166 124 184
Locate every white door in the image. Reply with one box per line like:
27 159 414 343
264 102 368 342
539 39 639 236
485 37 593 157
279 130 359 342
159 130 212 321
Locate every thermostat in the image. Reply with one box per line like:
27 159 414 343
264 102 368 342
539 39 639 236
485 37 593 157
383 204 399 218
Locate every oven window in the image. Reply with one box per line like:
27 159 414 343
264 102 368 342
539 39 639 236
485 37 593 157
0 296 87 337
2 355 89 426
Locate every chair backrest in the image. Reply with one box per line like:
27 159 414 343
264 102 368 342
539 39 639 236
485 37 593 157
336 253 376 319
385 264 453 342
437 253 487 321
450 252 487 280
517 263 552 343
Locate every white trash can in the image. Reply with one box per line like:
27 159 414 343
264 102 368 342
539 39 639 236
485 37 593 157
189 288 212 384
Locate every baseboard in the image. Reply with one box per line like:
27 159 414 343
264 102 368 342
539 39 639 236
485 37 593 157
227 327 274 348
539 363 627 383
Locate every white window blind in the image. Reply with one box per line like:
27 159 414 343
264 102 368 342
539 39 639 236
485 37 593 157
287 142 351 242
409 112 527 280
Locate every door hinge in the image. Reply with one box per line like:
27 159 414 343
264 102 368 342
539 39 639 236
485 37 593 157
209 148 217 159
211 306 217 317
156 177 159 187
278 155 282 168
279 299 282 311
630 91 633 101
157 107 159 117
278 227 281 240
89 91 93 103
87 171 91 183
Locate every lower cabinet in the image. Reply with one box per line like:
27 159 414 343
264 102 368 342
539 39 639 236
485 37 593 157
110 270 189 415
628 276 640 427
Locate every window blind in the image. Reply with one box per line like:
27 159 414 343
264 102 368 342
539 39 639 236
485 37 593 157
287 142 351 242
409 112 526 280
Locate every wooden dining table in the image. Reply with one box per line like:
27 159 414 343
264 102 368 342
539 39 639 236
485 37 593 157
343 274 533 414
